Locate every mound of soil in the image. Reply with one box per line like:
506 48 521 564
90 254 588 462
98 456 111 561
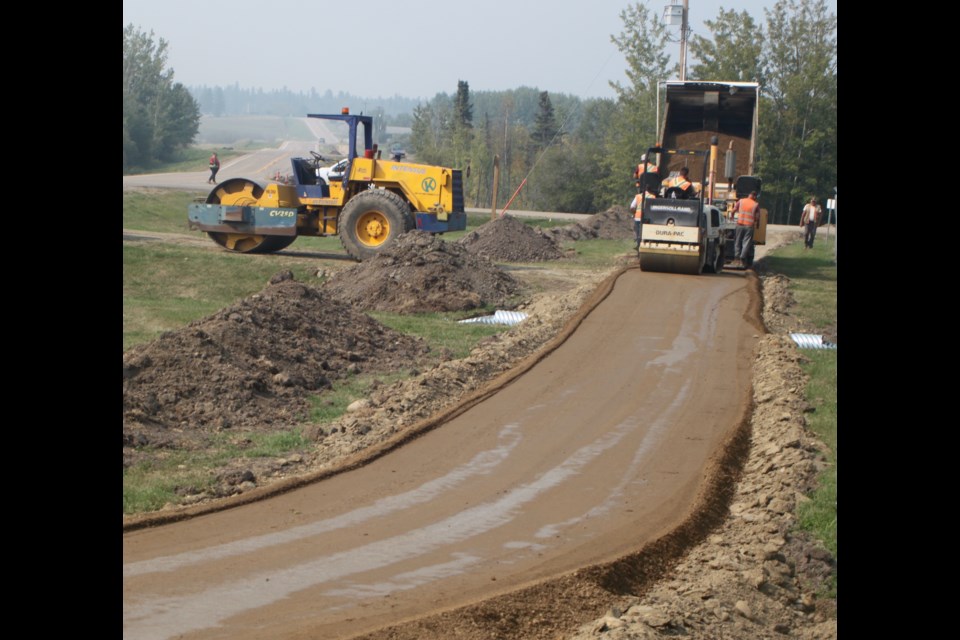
546 207 635 243
457 214 566 262
323 230 524 313
122 276 432 448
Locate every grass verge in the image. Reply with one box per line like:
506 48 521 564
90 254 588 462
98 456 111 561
122 428 310 514
766 238 837 595
124 147 252 176
122 243 336 350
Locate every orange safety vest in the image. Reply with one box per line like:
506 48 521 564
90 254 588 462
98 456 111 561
665 175 691 190
630 194 644 220
736 197 758 226
634 163 659 177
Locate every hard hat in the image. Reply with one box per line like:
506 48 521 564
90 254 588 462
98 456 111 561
640 154 648 162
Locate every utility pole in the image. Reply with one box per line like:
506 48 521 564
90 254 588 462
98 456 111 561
665 1 690 81
491 155 500 221
680 0 689 81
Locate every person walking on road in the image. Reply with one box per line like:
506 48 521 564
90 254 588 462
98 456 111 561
208 152 221 184
732 191 759 269
800 197 822 249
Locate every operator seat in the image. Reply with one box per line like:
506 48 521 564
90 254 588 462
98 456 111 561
639 171 662 196
292 158 317 186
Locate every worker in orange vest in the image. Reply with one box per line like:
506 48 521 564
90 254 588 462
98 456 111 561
633 153 659 179
731 191 759 268
628 183 646 249
629 177 659 249
208 152 220 184
663 166 694 199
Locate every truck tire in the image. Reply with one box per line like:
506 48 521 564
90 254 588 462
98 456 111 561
339 189 414 261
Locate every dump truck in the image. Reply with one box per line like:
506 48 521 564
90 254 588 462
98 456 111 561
188 109 466 261
654 80 766 259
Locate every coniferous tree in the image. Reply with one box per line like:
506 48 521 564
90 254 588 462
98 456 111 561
452 80 475 183
532 91 559 150
454 80 473 129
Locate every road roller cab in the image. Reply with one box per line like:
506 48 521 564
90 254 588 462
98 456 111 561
187 108 467 261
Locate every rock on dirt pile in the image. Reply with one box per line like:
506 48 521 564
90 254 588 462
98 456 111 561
122 276 432 438
457 214 566 262
323 230 523 313
546 206 635 243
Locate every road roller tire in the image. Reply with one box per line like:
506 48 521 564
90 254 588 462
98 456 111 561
203 178 296 254
639 250 705 275
206 178 264 206
339 189 414 261
207 233 296 254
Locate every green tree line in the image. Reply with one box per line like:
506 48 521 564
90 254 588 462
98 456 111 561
190 85 422 120
408 0 836 221
123 25 200 172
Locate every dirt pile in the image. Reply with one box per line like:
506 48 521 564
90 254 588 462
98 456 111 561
546 207 635 243
322 230 524 313
457 214 566 262
666 133 753 179
122 276 432 452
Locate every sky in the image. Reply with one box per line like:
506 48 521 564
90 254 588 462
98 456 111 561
122 0 836 101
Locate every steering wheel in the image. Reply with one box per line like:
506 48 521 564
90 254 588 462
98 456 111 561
310 150 324 164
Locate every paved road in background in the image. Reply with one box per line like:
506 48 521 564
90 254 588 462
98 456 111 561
122 128 587 221
122 140 315 193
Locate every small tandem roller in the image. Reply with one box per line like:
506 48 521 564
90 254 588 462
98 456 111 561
638 198 716 274
636 142 732 275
